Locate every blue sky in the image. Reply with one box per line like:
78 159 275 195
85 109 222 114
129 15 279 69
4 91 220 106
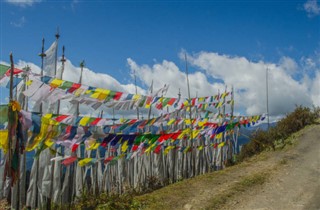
0 0 319 118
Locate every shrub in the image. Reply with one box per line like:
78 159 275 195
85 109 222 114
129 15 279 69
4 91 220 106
238 106 318 162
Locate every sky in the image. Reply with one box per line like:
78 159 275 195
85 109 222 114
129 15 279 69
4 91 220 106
0 0 319 119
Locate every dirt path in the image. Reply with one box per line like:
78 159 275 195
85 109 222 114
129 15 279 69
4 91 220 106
138 124 320 210
224 124 320 210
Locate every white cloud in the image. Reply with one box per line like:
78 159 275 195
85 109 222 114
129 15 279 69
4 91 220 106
10 16 26 28
303 0 320 17
310 71 320 106
128 52 319 117
2 50 319 118
279 56 298 76
127 58 224 99
5 0 41 7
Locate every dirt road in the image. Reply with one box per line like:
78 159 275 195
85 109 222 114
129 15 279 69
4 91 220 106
224 124 320 210
138 124 320 210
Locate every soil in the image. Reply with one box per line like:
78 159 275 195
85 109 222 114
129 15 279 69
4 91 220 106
223 124 320 210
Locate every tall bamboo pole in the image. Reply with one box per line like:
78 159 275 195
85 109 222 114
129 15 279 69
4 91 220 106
47 28 60 210
133 69 139 119
19 65 30 209
266 67 270 130
39 38 46 114
34 38 46 209
6 53 14 205
184 53 195 177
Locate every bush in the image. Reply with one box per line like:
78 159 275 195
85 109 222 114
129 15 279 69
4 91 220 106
238 106 319 162
69 189 141 210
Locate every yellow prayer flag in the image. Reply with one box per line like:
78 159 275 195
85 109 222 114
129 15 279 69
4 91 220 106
198 119 208 127
218 142 225 148
145 146 152 154
45 139 54 147
43 113 53 120
79 116 91 126
167 119 175 126
50 79 64 88
90 92 100 99
0 130 8 153
185 119 191 125
26 80 33 86
216 132 223 139
121 140 128 152
26 122 49 151
78 158 93 167
216 101 223 108
192 130 200 138
133 94 141 101
164 145 175 155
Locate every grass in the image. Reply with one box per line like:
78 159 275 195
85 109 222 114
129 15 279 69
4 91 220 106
205 172 270 210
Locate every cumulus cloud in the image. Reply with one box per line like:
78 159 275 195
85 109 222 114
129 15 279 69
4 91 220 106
303 0 320 17
128 52 319 117
2 50 319 118
2 59 149 116
5 0 41 7
127 58 224 98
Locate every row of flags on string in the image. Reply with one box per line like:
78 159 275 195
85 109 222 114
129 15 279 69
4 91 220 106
0 103 265 156
0 64 233 112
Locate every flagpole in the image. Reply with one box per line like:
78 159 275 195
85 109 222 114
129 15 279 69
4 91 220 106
47 28 60 210
147 80 153 120
133 69 139 119
266 67 270 130
39 38 46 114
54 27 60 77
5 53 14 204
34 38 46 209
19 65 30 209
76 60 85 117
55 28 61 115
184 53 195 177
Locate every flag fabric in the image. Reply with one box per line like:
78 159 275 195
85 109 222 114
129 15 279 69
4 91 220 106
6 77 23 89
0 64 10 77
43 40 58 77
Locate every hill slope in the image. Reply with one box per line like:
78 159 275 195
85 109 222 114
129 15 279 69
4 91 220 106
135 124 320 210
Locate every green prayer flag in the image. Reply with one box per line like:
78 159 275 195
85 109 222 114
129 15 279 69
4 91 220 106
0 105 8 124
0 64 10 77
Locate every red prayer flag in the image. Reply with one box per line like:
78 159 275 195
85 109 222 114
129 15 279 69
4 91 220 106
68 83 81 93
154 145 161 154
54 115 69 122
104 156 114 164
113 92 123 100
91 118 101 126
61 156 78 166
167 98 176 106
5 68 23 76
71 143 80 152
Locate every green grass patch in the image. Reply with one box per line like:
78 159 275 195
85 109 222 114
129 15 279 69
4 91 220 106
206 172 269 210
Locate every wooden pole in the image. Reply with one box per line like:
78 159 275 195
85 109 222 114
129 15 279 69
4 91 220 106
6 53 14 204
147 80 153 120
266 67 270 130
133 69 139 119
184 53 195 177
39 38 46 114
76 60 85 117
35 38 46 209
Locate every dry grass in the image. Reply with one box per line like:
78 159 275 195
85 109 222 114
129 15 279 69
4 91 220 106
206 172 269 210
